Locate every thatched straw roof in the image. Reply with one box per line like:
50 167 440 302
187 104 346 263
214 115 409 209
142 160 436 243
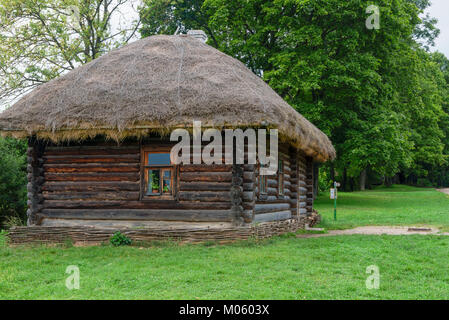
0 34 335 162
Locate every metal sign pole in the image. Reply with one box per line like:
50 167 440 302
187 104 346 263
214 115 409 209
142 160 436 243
333 181 339 221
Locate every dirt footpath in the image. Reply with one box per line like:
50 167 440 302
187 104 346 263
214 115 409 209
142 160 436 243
438 188 449 195
297 226 449 238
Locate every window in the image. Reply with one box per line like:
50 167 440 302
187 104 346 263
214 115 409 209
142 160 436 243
278 160 284 195
142 150 174 198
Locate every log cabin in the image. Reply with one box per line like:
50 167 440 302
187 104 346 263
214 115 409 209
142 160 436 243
0 33 336 243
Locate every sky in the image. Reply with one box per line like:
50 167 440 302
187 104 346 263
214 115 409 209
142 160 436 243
426 0 449 56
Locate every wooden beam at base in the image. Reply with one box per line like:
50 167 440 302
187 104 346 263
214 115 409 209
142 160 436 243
39 209 234 222
254 210 292 222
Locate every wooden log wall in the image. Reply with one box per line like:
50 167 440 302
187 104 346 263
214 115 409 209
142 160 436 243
39 141 234 224
289 149 298 217
242 164 256 223
230 164 244 225
305 156 314 215
297 151 308 216
27 138 45 225
34 137 313 226
254 143 294 222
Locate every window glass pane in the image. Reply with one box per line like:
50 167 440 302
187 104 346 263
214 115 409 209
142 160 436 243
148 153 171 165
162 170 172 194
147 169 161 195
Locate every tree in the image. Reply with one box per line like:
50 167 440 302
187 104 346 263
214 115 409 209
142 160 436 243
139 0 219 46
140 0 448 189
0 0 143 107
0 137 27 228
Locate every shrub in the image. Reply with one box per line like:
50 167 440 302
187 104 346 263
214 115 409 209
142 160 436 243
417 178 433 187
3 215 25 229
0 137 27 229
318 169 332 194
110 231 132 246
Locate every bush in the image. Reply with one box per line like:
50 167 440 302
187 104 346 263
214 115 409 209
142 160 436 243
417 178 434 187
3 215 25 229
0 138 27 229
110 231 132 246
318 169 332 194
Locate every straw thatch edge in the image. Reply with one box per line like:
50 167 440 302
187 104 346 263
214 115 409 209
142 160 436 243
0 121 335 162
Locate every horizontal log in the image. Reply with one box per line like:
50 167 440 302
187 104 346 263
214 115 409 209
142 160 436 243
39 209 234 222
243 182 255 191
267 179 278 188
243 164 255 171
44 146 139 156
255 203 290 214
44 154 140 164
242 191 255 202
39 219 235 229
43 200 231 210
178 191 230 202
257 195 282 202
180 164 232 172
180 172 232 182
254 210 292 222
44 163 140 173
42 181 139 192
43 191 140 201
44 172 139 182
179 181 231 191
243 172 255 182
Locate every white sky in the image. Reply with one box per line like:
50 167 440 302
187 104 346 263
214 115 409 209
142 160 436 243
427 0 449 56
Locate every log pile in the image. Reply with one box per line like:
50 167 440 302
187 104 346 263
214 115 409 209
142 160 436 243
305 210 322 227
7 217 306 245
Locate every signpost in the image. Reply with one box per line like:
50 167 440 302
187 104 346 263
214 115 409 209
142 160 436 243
330 181 340 221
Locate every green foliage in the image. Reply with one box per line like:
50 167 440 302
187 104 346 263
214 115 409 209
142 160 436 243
110 231 132 247
64 237 74 248
140 0 449 189
0 0 141 106
0 137 27 229
318 168 332 194
416 178 433 187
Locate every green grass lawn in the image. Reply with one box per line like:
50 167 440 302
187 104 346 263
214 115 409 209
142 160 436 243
315 185 449 230
0 185 448 300
1 233 449 299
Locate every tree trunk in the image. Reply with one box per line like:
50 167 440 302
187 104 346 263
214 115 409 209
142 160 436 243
359 168 367 191
385 176 393 187
330 163 335 183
